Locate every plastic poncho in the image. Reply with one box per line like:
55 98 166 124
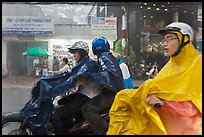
20 52 124 132
107 35 202 135
88 52 124 93
20 56 99 131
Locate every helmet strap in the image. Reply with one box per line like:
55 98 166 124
172 34 190 57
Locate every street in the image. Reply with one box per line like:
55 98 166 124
2 76 38 114
2 76 144 135
2 76 145 114
2 86 32 114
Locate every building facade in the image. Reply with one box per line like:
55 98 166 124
96 2 202 64
2 2 202 76
2 3 117 76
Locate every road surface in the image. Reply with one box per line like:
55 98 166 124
2 76 145 114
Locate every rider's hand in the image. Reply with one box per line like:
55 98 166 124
145 94 163 108
48 71 53 74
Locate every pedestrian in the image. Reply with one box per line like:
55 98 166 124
6 59 12 76
53 56 60 71
113 52 134 89
81 36 124 135
107 22 202 135
33 57 40 67
33 57 40 76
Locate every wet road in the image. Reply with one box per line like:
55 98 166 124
2 86 32 114
2 78 144 134
2 78 144 114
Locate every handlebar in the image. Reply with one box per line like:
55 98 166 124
154 103 162 109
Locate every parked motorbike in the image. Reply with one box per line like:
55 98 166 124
130 63 149 80
2 86 109 135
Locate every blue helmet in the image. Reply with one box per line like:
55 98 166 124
92 37 110 55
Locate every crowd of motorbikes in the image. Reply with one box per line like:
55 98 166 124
129 62 159 80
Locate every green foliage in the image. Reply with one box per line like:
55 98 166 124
114 39 136 65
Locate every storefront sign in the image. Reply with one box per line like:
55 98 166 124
198 8 202 21
91 17 117 39
2 16 54 35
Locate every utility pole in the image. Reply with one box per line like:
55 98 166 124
121 6 127 57
126 5 130 65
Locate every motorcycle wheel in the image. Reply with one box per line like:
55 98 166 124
2 122 33 135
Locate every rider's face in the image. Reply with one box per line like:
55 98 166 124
163 33 179 56
73 51 81 62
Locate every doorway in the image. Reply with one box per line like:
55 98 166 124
7 41 28 76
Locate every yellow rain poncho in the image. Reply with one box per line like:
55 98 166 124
107 32 202 135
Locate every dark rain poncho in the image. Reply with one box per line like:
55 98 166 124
88 52 124 93
20 53 123 132
20 56 98 131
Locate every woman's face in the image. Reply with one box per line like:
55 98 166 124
61 60 66 66
163 33 180 56
73 51 81 62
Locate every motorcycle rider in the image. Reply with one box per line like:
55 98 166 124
146 62 158 79
81 36 124 135
113 52 134 89
52 41 102 135
19 38 123 135
107 22 202 135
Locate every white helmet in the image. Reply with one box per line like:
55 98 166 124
158 22 194 42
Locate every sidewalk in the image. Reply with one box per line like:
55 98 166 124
2 76 145 88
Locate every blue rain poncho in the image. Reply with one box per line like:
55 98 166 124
88 52 124 93
20 56 98 131
20 52 123 132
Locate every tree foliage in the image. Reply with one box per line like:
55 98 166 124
114 39 136 65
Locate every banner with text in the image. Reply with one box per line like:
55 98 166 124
2 16 54 35
91 17 117 39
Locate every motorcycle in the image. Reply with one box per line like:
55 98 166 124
145 63 158 79
2 86 109 135
130 63 149 80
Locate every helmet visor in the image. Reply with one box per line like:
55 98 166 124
68 48 78 53
158 26 181 36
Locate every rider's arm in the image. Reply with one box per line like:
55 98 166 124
49 65 70 75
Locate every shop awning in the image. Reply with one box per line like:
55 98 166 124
22 48 51 57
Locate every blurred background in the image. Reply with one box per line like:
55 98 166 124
2 2 202 77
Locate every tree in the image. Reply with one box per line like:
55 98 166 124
114 39 136 65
